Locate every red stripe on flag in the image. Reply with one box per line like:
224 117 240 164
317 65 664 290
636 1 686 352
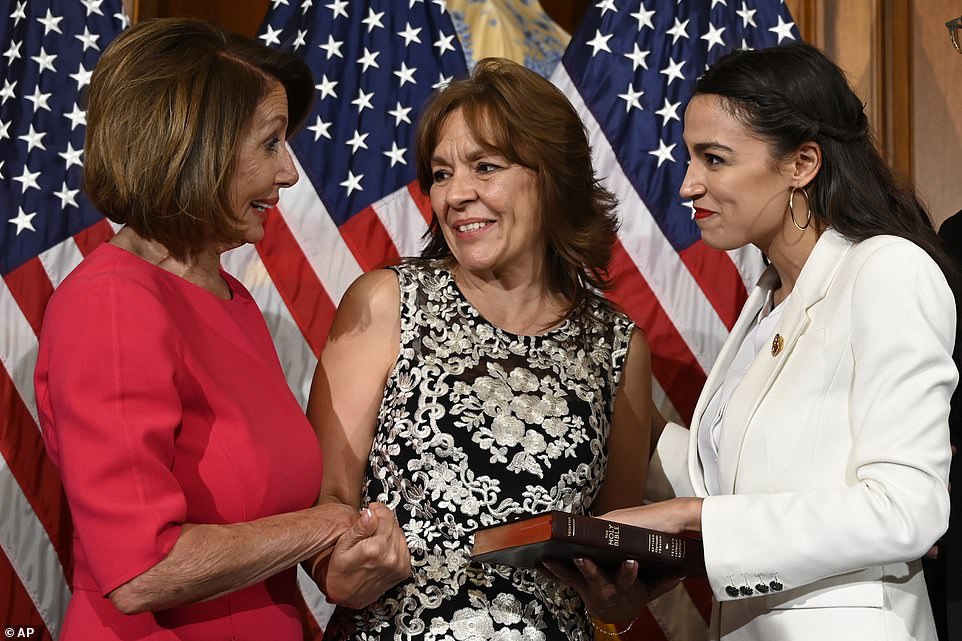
683 577 713 623
338 206 400 272
406 181 433 226
73 218 115 257
678 240 748 331
3 258 55 337
606 241 704 422
0 550 55 641
294 588 325 641
0 367 73 574
256 209 337 355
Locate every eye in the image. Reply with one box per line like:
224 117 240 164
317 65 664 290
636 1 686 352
476 162 501 174
432 169 450 183
704 153 724 166
266 137 282 153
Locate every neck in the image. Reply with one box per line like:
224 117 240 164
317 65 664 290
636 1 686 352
452 265 568 335
110 227 230 299
762 225 821 305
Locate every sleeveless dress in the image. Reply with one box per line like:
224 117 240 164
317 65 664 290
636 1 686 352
325 260 635 641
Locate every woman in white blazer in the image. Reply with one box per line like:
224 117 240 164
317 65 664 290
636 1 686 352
548 44 959 641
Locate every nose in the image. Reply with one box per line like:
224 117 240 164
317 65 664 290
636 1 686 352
678 162 703 201
444 169 476 208
278 144 299 188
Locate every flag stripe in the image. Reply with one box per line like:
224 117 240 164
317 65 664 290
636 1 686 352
38 238 84 289
0 365 71 569
727 245 764 293
220 244 319 407
0 449 69 639
338 205 401 272
677 241 749 330
3 259 54 338
0 546 54 641
72 218 116 257
683 578 714 623
634 582 711 641
280 152 363 303
607 242 704 420
296 567 334 636
257 209 338 358
0 277 42 425
627 603 671 641
406 182 434 226
371 181 431 259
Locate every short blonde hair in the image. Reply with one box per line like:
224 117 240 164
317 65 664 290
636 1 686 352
84 18 313 260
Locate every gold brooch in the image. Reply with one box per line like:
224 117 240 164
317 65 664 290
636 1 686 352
771 334 784 357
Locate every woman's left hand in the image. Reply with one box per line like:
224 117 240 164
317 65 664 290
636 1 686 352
541 557 682 627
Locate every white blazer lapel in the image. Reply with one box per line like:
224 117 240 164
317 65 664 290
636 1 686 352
687 266 780 496
716 229 854 494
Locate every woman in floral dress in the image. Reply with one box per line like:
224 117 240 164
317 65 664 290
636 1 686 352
306 58 673 640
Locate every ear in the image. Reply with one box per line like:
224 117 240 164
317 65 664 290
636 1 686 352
790 141 822 188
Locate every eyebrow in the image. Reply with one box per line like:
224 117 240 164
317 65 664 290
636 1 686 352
254 112 288 132
691 141 734 154
431 147 497 166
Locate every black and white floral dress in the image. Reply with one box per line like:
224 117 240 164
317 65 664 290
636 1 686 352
325 260 635 641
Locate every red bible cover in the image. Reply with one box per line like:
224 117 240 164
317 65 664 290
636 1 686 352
471 510 705 577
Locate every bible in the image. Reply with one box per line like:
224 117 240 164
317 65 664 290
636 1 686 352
470 510 705 577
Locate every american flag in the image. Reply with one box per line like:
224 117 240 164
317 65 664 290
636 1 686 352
0 0 798 639
0 1 128 638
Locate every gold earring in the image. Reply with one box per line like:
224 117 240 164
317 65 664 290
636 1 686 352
789 186 812 231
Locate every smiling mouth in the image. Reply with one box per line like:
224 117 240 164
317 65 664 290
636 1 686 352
693 208 715 221
455 221 492 233
251 200 273 213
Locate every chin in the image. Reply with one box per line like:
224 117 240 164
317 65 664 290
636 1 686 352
699 234 743 252
241 225 266 245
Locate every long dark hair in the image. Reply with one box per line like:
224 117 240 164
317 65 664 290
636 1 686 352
695 43 956 284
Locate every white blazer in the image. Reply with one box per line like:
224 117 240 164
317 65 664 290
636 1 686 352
650 229 957 641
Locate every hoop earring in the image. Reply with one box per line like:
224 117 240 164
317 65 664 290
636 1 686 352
789 186 812 231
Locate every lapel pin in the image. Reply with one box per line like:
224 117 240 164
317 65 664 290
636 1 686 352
771 333 784 357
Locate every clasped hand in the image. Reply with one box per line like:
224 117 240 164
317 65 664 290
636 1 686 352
322 502 412 609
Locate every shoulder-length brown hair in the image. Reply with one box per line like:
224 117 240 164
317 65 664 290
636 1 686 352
83 18 313 261
414 57 619 314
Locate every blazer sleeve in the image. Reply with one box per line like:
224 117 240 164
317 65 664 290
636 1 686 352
699 239 956 601
35 272 187 595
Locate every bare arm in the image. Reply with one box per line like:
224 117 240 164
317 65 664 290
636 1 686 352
305 269 411 607
591 326 652 515
649 396 668 457
109 502 357 614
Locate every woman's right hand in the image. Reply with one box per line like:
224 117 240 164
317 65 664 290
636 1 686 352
542 557 683 628
320 502 412 609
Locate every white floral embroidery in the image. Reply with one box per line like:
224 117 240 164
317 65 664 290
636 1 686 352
325 262 634 641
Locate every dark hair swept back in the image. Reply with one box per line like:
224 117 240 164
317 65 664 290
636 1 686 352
694 43 955 282
84 18 314 261
413 57 619 318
